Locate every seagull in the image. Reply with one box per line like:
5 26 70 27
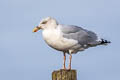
32 17 110 70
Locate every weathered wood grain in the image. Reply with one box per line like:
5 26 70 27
52 69 77 80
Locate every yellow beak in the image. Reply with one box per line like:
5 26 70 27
32 27 40 32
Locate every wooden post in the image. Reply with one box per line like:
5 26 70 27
52 69 77 80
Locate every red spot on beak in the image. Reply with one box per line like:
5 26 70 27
32 27 39 32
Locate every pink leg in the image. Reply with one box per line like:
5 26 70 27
68 54 72 70
63 52 66 69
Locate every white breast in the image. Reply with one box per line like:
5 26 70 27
42 27 78 51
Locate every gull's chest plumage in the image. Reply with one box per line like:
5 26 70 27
42 28 78 51
42 29 61 45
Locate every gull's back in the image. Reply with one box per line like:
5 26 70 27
59 24 100 47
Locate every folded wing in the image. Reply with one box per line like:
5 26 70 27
60 25 100 46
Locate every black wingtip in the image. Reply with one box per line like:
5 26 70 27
101 38 111 44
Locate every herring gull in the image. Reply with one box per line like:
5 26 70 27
32 17 110 70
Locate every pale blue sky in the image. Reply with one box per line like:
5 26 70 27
0 0 120 80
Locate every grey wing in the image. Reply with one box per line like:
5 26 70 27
60 25 99 46
60 25 83 34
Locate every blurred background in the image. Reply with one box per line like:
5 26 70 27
0 0 120 80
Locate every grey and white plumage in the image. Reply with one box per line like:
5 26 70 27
33 17 110 69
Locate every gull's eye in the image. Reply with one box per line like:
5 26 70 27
41 21 47 24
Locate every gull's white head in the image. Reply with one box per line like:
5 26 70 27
32 17 58 32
